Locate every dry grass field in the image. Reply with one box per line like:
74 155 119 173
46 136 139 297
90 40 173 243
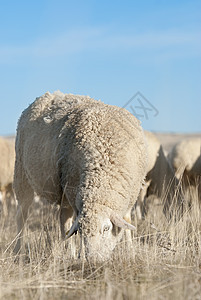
0 133 200 300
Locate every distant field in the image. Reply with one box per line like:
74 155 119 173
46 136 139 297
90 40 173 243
0 133 200 300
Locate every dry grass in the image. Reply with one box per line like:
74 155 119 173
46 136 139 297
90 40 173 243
0 188 200 300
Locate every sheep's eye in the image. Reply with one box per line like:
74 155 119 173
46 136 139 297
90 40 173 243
103 225 110 232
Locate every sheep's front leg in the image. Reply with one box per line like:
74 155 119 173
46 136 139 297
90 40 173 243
13 170 34 255
60 205 78 258
60 205 74 240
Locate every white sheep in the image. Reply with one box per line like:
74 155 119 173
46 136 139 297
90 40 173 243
190 153 201 197
190 153 201 177
0 137 15 215
134 131 182 219
168 138 201 180
13 91 147 260
168 138 201 200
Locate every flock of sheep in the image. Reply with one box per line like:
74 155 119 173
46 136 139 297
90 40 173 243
0 91 200 261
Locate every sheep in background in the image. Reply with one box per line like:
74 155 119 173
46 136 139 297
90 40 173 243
134 131 182 220
0 137 15 216
13 91 147 261
190 153 201 198
190 152 201 177
168 138 200 180
168 138 201 201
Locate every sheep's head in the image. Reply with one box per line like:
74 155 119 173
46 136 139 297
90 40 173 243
66 205 135 261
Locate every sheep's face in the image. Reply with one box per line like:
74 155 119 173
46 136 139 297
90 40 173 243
66 205 135 262
81 213 123 262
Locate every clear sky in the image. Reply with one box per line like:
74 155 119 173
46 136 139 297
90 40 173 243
0 0 201 135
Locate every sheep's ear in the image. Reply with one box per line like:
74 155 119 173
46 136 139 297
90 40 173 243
65 218 79 239
110 212 136 231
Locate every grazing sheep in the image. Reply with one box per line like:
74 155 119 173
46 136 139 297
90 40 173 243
190 153 201 177
168 138 201 201
13 91 147 260
168 138 201 180
134 131 182 220
0 137 15 215
191 153 201 198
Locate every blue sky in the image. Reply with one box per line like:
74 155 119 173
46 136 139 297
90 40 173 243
0 0 201 135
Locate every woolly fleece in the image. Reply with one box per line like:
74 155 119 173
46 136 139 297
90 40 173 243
14 91 147 259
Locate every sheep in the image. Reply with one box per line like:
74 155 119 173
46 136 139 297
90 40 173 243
190 153 201 198
190 153 201 177
13 91 147 261
168 138 201 201
168 138 201 180
134 131 182 220
0 137 15 215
